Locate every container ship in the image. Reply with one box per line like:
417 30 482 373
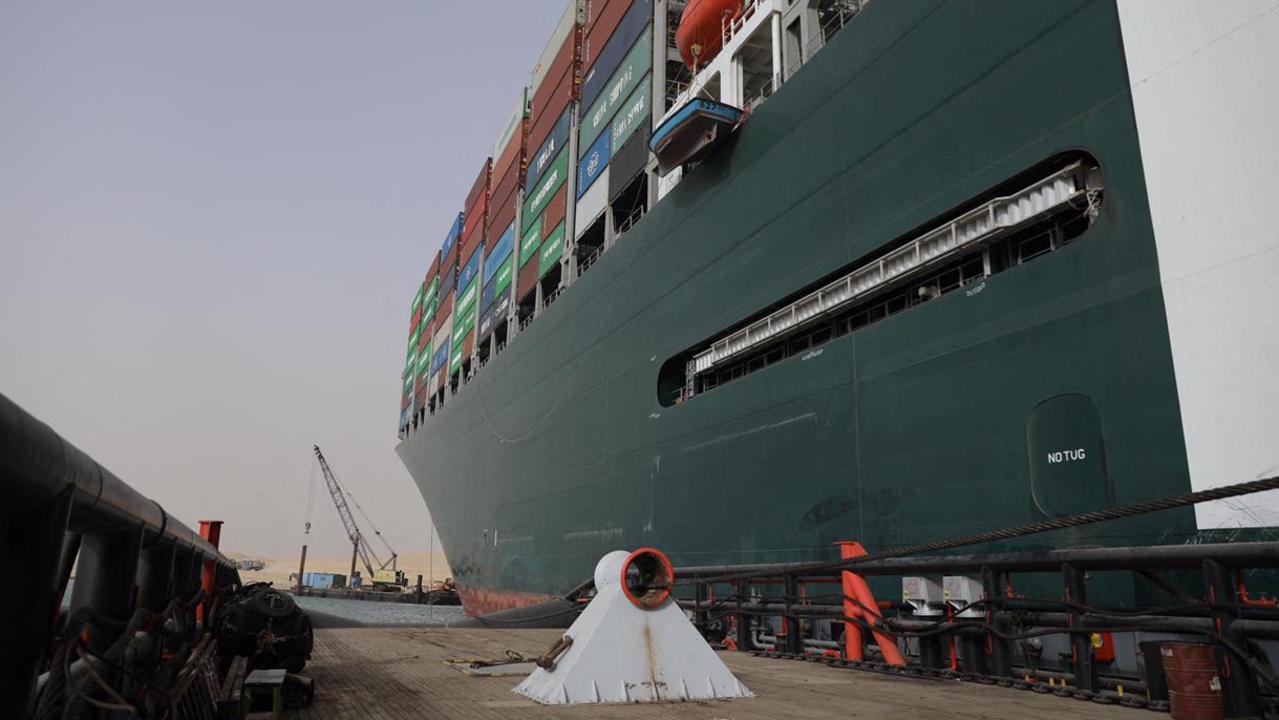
396 0 1279 616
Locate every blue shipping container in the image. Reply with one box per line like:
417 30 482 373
483 222 516 286
430 337 451 375
478 287 513 343
577 130 612 199
303 572 347 590
458 246 482 294
442 212 463 256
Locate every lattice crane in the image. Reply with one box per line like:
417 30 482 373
313 444 399 584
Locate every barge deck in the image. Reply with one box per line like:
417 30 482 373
294 627 1138 719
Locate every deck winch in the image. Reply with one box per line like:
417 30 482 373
513 548 753 705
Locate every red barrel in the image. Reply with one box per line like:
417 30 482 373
1161 642 1224 720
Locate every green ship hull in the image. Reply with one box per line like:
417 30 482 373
398 0 1203 616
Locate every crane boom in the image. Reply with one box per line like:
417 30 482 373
313 444 383 578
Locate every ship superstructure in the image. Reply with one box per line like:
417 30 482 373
397 0 1279 615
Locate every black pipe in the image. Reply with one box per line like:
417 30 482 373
0 392 229 566
677 599 1279 641
675 540 1279 579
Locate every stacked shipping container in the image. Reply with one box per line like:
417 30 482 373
415 253 441 419
576 0 654 241
401 0 673 434
479 92 527 350
450 159 491 381
402 281 424 430
432 215 462 395
519 2 583 309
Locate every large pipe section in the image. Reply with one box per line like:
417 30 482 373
0 392 229 564
0 391 236 715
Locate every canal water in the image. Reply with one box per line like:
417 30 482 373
293 595 467 626
64 579 465 627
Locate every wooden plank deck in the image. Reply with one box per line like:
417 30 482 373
291 627 1143 720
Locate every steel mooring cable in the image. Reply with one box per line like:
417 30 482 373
684 475 1279 585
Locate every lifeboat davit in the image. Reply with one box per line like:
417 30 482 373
675 0 743 70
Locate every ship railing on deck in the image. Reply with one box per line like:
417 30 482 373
615 200 647 238
673 537 1278 714
785 0 869 81
578 247 603 275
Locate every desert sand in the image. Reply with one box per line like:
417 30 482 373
228 551 452 589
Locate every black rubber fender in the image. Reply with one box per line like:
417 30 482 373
250 587 297 618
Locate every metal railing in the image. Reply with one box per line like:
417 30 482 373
688 162 1090 378
675 539 1278 714
0 391 239 716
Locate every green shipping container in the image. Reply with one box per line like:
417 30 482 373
538 222 566 279
410 283 425 316
455 278 479 318
448 340 466 376
520 215 543 268
452 304 477 347
580 30 653 157
493 253 515 296
407 326 422 356
522 149 568 234
423 276 439 315
610 75 651 151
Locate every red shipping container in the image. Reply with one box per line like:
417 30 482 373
492 161 521 207
582 0 630 71
582 0 612 35
401 392 412 411
435 294 455 334
465 158 491 213
410 306 423 333
488 194 517 241
460 194 487 260
418 326 430 353
493 128 524 189
463 190 488 243
541 185 569 238
442 244 459 281
517 254 540 301
530 29 578 128
425 250 441 280
498 169 521 202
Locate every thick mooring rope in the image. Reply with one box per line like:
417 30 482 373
683 475 1279 585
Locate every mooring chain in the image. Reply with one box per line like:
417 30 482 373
681 475 1279 585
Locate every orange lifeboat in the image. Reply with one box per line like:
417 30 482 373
675 0 743 71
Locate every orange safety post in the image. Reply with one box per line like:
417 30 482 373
197 520 223 625
836 541 906 667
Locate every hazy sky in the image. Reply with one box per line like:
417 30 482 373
1 1 564 561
